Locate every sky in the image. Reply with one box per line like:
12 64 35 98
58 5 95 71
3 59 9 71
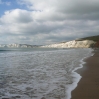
0 0 99 45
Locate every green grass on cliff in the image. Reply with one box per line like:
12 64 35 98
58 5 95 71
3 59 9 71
76 35 99 42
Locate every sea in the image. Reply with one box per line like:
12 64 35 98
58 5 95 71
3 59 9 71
0 48 93 99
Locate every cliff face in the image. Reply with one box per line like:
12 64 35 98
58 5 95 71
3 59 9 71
42 40 96 48
0 44 40 48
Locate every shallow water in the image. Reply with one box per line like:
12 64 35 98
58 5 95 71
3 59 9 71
0 48 92 99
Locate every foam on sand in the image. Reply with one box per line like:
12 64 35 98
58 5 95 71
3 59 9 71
66 48 94 99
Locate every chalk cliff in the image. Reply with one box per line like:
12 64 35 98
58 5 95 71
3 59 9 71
0 44 40 48
42 35 99 48
41 40 96 48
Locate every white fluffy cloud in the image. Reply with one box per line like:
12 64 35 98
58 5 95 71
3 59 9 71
0 0 99 45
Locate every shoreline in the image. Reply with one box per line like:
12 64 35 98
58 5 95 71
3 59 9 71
71 48 99 99
66 48 93 99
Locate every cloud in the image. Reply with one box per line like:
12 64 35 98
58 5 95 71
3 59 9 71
18 0 99 21
0 0 99 45
1 9 33 24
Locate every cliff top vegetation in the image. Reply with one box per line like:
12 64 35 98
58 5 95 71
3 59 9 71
76 35 99 42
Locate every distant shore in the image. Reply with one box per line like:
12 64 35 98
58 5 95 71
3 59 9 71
71 48 99 99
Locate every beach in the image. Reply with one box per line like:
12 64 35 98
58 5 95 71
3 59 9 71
71 49 99 99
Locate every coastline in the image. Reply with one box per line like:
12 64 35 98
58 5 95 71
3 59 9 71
66 48 93 99
71 48 99 99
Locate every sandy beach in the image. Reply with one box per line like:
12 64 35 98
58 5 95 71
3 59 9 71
71 49 99 99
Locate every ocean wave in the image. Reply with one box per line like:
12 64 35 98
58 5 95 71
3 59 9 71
0 48 93 99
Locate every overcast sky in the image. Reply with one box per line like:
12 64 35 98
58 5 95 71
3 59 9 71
0 0 99 45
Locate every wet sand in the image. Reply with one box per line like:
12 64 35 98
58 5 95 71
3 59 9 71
71 49 99 99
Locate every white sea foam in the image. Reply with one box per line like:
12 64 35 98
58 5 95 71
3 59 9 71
66 48 93 99
0 48 93 99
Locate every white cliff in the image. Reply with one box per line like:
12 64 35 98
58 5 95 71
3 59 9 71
0 44 40 48
41 40 96 48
